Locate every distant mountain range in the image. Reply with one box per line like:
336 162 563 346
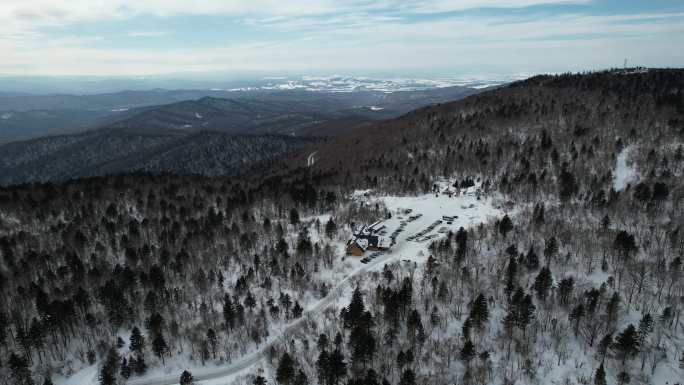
0 79 501 185
0 84 487 143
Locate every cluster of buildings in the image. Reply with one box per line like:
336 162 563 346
345 220 391 256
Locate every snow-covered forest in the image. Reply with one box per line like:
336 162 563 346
0 69 683 385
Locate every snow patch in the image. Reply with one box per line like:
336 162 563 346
613 146 638 190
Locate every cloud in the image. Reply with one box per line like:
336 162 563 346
0 1 681 76
126 31 167 37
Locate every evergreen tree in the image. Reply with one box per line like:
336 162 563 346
460 340 476 366
130 326 145 354
254 376 268 385
498 215 513 238
120 357 131 379
289 208 300 225
316 350 330 385
606 292 621 328
329 348 347 385
613 324 640 364
98 348 120 385
543 237 558 264
344 287 366 328
525 246 540 271
317 334 329 352
558 168 578 201
293 369 308 385
469 294 489 330
504 256 517 298
276 352 295 385
399 369 416 385
569 304 585 336
613 231 637 260
557 277 574 305
134 354 148 375
223 294 236 330
616 371 631 385
325 218 337 239
180 370 194 385
8 352 34 385
594 363 606 385
638 313 654 340
533 267 553 301
152 334 169 365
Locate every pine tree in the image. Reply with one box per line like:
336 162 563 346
223 294 236 330
98 348 120 385
399 368 416 385
558 168 578 201
460 340 476 366
613 231 637 260
498 215 513 238
594 363 606 385
525 246 540 270
597 333 613 361
325 218 337 239
543 237 559 265
613 324 640 364
276 352 295 385
8 352 34 385
606 292 621 328
533 267 553 301
329 348 347 385
569 304 585 336
130 326 145 354
638 313 653 340
316 350 330 385
293 369 308 385
616 371 631 385
207 328 218 358
469 293 489 330
504 256 517 298
344 287 366 328
289 208 300 225
120 357 131 379
180 370 194 385
557 277 574 306
152 334 169 365
134 354 148 375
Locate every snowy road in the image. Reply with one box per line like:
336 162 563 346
129 242 406 385
129 189 499 385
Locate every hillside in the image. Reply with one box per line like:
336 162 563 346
0 128 316 185
0 69 682 385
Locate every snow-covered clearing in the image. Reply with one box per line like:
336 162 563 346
57 183 503 385
613 146 638 190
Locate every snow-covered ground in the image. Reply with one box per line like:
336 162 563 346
613 146 638 190
90 182 503 385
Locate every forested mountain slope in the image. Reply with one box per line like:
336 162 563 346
0 129 317 186
0 69 683 385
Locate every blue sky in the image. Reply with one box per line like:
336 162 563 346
1 0 683 77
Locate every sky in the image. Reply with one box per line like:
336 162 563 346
0 0 683 78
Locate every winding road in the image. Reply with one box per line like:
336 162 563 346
130 242 406 385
